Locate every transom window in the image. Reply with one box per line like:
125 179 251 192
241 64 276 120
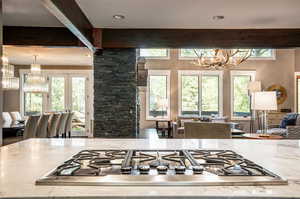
139 49 169 59
179 49 275 59
146 70 170 120
178 71 223 117
230 71 256 119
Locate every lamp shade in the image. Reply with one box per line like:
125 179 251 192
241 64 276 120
248 81 261 93
252 91 277 111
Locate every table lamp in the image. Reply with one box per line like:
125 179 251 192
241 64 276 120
247 81 261 133
252 91 277 134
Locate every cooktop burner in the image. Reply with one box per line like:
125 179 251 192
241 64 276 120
36 149 287 186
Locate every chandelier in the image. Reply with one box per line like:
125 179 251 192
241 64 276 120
1 56 19 90
23 55 49 93
193 49 252 70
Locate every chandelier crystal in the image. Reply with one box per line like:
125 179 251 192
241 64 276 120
193 49 252 70
23 55 49 93
1 56 19 90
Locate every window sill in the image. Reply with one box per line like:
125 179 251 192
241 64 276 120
146 118 171 121
231 117 251 121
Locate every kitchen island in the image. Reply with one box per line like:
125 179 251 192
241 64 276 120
1 138 300 198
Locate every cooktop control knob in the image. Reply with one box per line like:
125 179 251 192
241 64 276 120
138 165 150 174
121 166 132 174
192 165 204 174
156 165 168 174
174 166 186 174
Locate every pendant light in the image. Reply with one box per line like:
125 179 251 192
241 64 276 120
23 55 49 93
1 56 19 90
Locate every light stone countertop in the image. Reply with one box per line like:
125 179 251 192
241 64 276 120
1 138 300 199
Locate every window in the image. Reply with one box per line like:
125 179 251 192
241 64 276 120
231 71 256 119
181 75 199 115
179 49 275 59
22 74 45 116
50 76 65 111
146 70 170 120
24 93 43 116
178 71 222 116
201 75 219 116
139 48 169 59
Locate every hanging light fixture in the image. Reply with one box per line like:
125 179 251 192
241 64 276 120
23 55 49 93
193 49 252 70
1 56 19 90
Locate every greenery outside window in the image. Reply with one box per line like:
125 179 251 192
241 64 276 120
139 49 169 59
230 71 256 120
22 74 45 116
179 49 275 59
146 70 170 120
178 71 222 117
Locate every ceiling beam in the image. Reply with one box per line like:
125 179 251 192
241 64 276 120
4 27 300 48
3 26 83 47
42 0 100 51
102 29 300 48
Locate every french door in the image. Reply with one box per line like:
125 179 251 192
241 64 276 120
47 72 92 136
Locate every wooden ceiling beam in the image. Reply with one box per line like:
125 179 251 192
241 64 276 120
42 0 101 51
4 27 300 48
3 26 83 47
102 29 300 48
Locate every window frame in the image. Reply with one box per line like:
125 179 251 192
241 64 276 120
178 70 223 117
295 72 300 113
146 70 171 120
139 48 170 60
230 70 256 120
178 49 276 60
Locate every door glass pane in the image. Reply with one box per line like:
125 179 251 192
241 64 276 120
181 75 199 115
24 74 43 116
72 77 86 132
51 77 65 111
149 75 168 118
202 75 219 116
24 93 43 116
233 75 251 117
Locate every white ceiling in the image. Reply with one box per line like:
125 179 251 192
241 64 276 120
3 46 92 66
3 0 62 27
3 0 300 28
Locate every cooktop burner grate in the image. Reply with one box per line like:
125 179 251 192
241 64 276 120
36 149 287 186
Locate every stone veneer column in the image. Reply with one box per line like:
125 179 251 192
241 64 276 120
93 48 137 138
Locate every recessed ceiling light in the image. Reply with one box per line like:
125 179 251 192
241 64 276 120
213 15 225 20
113 15 125 20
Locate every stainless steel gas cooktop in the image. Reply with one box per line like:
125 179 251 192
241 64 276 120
36 149 287 186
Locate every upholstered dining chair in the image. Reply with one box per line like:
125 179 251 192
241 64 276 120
184 122 232 139
56 113 69 137
2 112 13 123
36 114 51 138
64 112 74 138
23 115 40 139
48 113 60 138
10 112 22 121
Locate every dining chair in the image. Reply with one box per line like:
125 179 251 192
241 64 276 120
10 112 22 121
48 113 60 138
23 115 40 139
2 112 13 123
56 113 69 138
184 122 232 139
65 112 74 138
36 114 51 138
